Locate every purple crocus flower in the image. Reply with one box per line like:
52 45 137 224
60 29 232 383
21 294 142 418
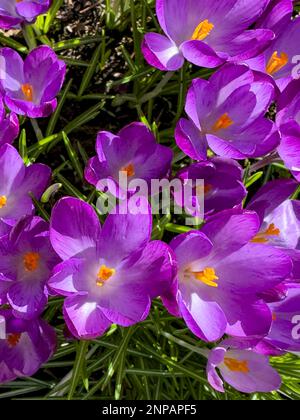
248 179 300 249
247 179 300 301
246 0 299 91
264 285 300 352
174 157 247 218
49 197 175 339
0 144 51 237
0 98 19 147
162 209 292 342
142 0 274 71
0 1 51 29
0 46 66 118
0 309 56 384
85 122 173 198
207 341 281 393
175 64 280 161
0 216 60 319
272 79 300 182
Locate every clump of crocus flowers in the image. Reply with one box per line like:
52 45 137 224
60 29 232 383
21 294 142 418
1 0 300 397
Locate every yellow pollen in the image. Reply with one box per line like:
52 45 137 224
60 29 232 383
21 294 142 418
272 313 277 322
121 163 135 177
212 113 234 132
191 19 214 41
0 195 7 208
97 265 116 287
21 83 34 102
224 358 250 373
194 267 219 288
7 333 21 347
252 223 281 244
266 51 289 75
23 252 40 272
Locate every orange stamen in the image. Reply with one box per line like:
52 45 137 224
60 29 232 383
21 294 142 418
97 265 116 287
252 223 281 244
196 184 213 197
21 83 33 102
191 19 214 41
121 163 135 177
0 195 7 209
266 51 289 75
193 267 219 288
23 252 40 272
7 333 21 347
212 113 233 132
224 358 250 373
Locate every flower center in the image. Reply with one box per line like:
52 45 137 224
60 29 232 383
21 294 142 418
121 163 135 177
266 51 289 75
251 223 281 244
212 113 233 132
191 19 214 41
23 252 40 272
21 83 34 102
97 264 116 287
224 357 250 373
7 333 21 347
0 195 7 209
193 267 219 288
196 184 213 197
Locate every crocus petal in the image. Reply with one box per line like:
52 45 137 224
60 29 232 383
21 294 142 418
63 295 111 340
99 198 152 266
278 122 300 182
185 78 211 128
122 240 176 299
16 1 50 22
175 117 208 161
216 243 293 293
0 143 26 187
268 287 300 351
224 29 274 62
24 46 66 103
142 33 184 71
181 40 225 68
255 0 293 34
99 288 151 327
48 258 88 297
4 96 57 118
0 111 19 147
207 347 227 393
7 281 47 320
170 230 213 267
247 178 298 222
220 350 281 393
0 48 24 94
50 197 101 260
23 163 51 198
224 298 273 338
201 209 260 260
178 291 227 342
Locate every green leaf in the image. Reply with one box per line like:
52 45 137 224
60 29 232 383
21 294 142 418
245 171 264 188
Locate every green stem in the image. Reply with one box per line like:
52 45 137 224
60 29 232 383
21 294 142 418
67 340 89 400
161 332 209 358
164 223 195 234
31 119 44 141
175 63 187 122
22 25 37 51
